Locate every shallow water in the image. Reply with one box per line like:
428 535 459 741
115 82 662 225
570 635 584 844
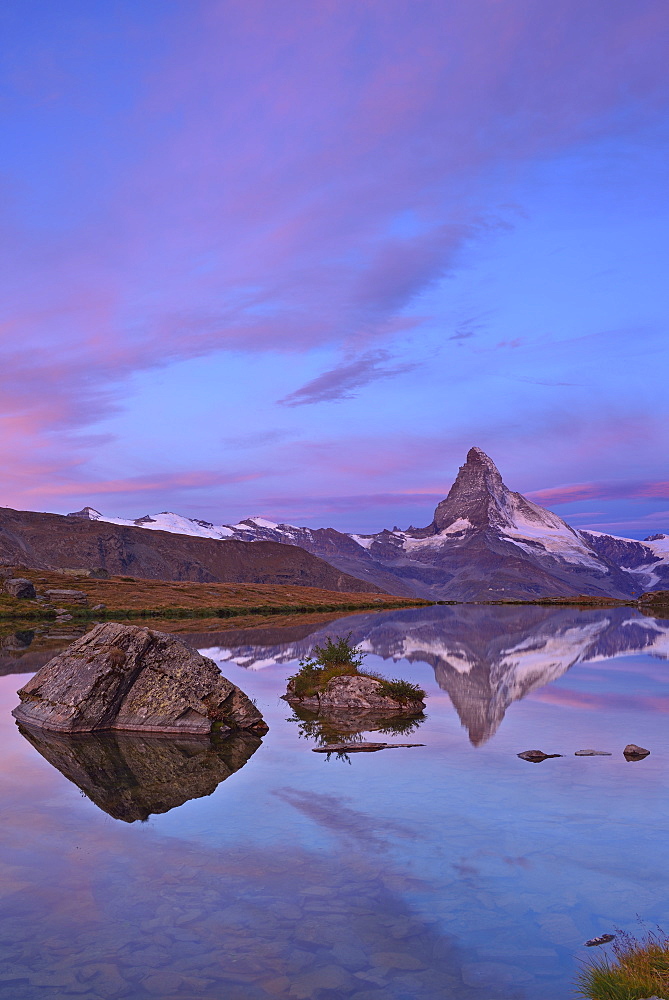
1 604 668 999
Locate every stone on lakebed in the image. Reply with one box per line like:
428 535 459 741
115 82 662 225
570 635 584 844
12 621 267 736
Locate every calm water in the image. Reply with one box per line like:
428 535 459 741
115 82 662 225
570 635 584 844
1 605 668 999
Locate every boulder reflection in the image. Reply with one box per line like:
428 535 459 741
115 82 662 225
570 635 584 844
18 725 262 822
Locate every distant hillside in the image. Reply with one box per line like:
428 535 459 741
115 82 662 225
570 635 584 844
0 507 384 594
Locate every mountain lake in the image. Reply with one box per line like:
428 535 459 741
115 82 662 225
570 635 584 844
0 603 667 999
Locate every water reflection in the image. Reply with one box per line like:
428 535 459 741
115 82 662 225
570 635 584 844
0 626 87 676
1 605 668 999
4 607 669 748
17 725 262 822
198 605 669 744
287 702 425 748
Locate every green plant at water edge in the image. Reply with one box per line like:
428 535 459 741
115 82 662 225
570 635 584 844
375 677 426 704
575 927 669 999
288 633 366 697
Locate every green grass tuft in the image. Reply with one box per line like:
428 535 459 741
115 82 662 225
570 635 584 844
287 633 426 702
375 676 426 703
575 928 669 999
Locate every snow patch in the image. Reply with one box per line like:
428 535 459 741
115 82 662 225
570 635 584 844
350 534 374 550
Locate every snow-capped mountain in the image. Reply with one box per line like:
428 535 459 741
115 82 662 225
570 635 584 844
69 448 669 600
194 603 669 745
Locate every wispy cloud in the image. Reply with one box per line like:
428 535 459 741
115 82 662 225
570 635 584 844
278 350 418 406
22 470 261 499
509 375 584 387
257 491 445 515
529 480 669 505
1 2 668 512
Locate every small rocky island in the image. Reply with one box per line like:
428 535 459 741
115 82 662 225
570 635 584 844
283 634 426 719
13 621 267 736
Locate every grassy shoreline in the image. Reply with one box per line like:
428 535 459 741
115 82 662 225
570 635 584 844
0 598 430 623
0 568 431 621
1 567 666 620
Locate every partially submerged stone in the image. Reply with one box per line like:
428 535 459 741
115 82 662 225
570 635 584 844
517 750 562 762
575 749 612 756
584 933 615 947
284 673 425 717
623 743 650 760
312 741 424 754
4 578 36 599
13 622 268 736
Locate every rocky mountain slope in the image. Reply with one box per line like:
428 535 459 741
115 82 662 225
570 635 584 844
72 447 669 600
0 507 383 594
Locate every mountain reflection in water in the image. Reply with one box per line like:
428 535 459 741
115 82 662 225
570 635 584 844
17 725 262 822
195 605 669 745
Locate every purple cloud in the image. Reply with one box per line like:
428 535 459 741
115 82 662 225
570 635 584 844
278 350 418 406
0 1 668 516
528 480 669 505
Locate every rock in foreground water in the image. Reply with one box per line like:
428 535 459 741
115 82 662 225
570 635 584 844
13 622 268 736
313 741 424 754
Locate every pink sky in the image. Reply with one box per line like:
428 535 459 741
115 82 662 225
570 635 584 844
1 1 668 535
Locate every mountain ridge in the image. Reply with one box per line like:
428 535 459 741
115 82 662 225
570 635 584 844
67 448 669 601
0 507 384 594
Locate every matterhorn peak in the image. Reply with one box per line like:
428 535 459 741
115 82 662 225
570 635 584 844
431 447 510 533
465 446 498 467
429 447 573 538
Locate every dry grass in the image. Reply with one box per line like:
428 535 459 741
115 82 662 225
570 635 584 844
576 928 669 999
0 567 427 618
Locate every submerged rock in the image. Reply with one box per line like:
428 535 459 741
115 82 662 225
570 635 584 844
17 724 262 822
623 743 650 760
4 578 36 599
517 750 562 762
284 673 425 717
575 749 612 756
13 621 267 736
584 933 615 947
312 741 424 754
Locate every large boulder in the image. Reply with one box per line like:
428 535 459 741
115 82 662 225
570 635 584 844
284 673 425 717
4 578 36 599
44 588 88 605
13 621 267 736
